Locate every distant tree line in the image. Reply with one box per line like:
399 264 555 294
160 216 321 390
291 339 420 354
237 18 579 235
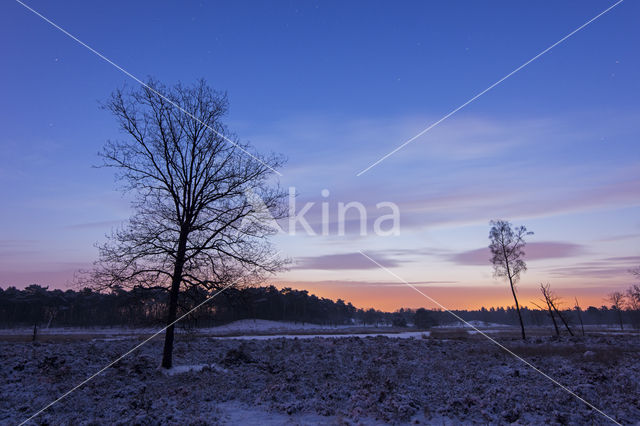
443 303 640 330
0 284 638 330
0 284 359 328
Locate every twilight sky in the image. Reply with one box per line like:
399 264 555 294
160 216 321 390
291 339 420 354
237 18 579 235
1 0 638 310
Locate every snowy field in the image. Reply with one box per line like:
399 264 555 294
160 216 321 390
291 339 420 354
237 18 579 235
1 319 389 337
0 319 429 344
3 319 636 342
1 328 639 424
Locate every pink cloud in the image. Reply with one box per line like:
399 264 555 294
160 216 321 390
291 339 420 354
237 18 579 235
449 242 584 266
293 252 402 270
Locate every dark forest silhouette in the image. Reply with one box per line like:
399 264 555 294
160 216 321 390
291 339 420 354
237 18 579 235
2 285 638 331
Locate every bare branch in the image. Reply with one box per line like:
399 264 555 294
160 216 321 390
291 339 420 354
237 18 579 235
82 79 288 368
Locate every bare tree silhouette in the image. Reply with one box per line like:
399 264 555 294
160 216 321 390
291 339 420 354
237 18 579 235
532 296 559 337
88 79 287 368
627 283 640 329
540 283 573 336
489 220 532 340
607 291 626 331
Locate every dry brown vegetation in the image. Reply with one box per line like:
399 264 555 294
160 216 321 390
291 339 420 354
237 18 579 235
429 328 470 339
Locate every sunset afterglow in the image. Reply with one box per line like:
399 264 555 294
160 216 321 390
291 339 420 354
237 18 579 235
1 1 638 311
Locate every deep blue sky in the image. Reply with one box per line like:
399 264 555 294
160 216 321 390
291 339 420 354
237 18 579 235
1 1 638 308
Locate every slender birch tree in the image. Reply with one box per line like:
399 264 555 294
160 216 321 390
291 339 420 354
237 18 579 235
489 220 532 340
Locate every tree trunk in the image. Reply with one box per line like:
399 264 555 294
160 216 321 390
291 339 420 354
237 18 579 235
617 310 624 331
575 298 585 336
161 228 188 369
550 300 574 336
502 247 525 340
509 277 526 340
546 300 560 336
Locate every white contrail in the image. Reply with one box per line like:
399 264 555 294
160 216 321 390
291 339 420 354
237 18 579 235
356 0 624 176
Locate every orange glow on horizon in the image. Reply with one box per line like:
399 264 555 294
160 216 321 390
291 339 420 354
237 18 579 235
273 281 617 311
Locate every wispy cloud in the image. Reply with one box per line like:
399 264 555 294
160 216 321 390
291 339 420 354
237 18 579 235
65 220 122 230
544 255 639 279
0 239 38 248
595 233 640 243
293 252 404 270
603 256 640 263
448 242 585 266
255 111 640 235
0 239 40 258
276 279 459 288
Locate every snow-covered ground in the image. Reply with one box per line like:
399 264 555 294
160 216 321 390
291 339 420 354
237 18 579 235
199 319 353 334
0 326 160 336
4 319 638 351
213 331 428 340
434 320 512 328
3 320 638 346
0 319 387 338
1 332 639 424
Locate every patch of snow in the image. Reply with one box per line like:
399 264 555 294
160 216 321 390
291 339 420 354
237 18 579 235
435 320 512 329
161 363 226 376
199 319 352 335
